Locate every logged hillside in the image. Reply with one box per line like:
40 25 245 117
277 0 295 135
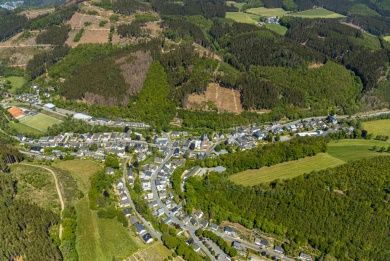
185 156 390 260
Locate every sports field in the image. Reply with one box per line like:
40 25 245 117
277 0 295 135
264 24 288 35
19 113 62 132
288 8 345 18
362 119 390 138
226 12 260 24
230 139 390 186
54 160 141 261
9 121 43 135
229 153 345 186
246 7 287 17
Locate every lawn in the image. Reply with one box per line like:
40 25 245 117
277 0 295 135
229 153 345 186
19 112 62 132
9 121 44 136
327 139 390 161
246 7 287 17
226 12 260 24
0 76 26 94
363 119 390 138
264 24 288 35
54 160 140 261
288 8 345 18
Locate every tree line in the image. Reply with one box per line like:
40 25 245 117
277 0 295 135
185 156 390 260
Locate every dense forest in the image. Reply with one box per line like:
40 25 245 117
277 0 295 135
0 174 62 260
36 25 70 45
0 10 28 42
185 156 390 260
151 0 227 18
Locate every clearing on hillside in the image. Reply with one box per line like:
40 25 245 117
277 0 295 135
185 83 243 114
53 160 141 261
0 76 26 93
246 7 287 17
363 119 390 138
288 8 345 18
264 24 288 35
384 36 390 42
11 164 61 213
19 113 62 132
229 153 345 186
225 12 260 24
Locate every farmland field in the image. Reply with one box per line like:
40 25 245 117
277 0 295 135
362 119 390 138
246 7 287 17
264 24 288 35
229 153 345 186
54 160 140 261
226 12 260 24
288 8 345 18
19 112 62 132
230 139 390 186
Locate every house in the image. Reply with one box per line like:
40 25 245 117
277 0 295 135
43 103 56 110
164 217 172 224
224 226 237 237
120 198 130 207
135 223 146 235
183 216 191 225
299 252 312 261
255 238 269 248
210 223 218 231
193 210 204 219
232 241 245 252
274 246 285 255
123 208 132 217
130 216 139 225
155 208 164 217
191 243 201 252
105 167 115 175
142 233 153 244
200 220 209 228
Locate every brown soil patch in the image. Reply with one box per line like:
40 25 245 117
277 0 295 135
220 221 253 240
21 8 55 19
185 83 243 114
143 21 162 37
66 28 110 47
68 12 109 29
308 62 324 69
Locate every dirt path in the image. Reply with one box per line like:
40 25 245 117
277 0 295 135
19 163 65 239
0 44 54 48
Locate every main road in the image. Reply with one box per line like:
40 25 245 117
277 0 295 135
149 143 217 261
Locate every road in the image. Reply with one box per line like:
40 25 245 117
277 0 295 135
149 144 217 261
121 158 162 241
19 163 65 239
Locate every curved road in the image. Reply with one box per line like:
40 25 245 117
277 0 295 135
19 163 65 239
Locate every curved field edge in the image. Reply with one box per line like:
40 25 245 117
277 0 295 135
230 139 390 186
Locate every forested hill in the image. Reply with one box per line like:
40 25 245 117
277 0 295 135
185 156 390 260
0 174 62 260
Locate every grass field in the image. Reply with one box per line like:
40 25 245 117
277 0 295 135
229 153 345 186
384 36 390 42
19 113 62 132
54 160 140 261
9 121 44 135
246 7 287 17
230 139 390 186
363 119 390 138
0 76 26 94
226 12 260 24
11 164 61 213
264 24 288 35
288 8 345 18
